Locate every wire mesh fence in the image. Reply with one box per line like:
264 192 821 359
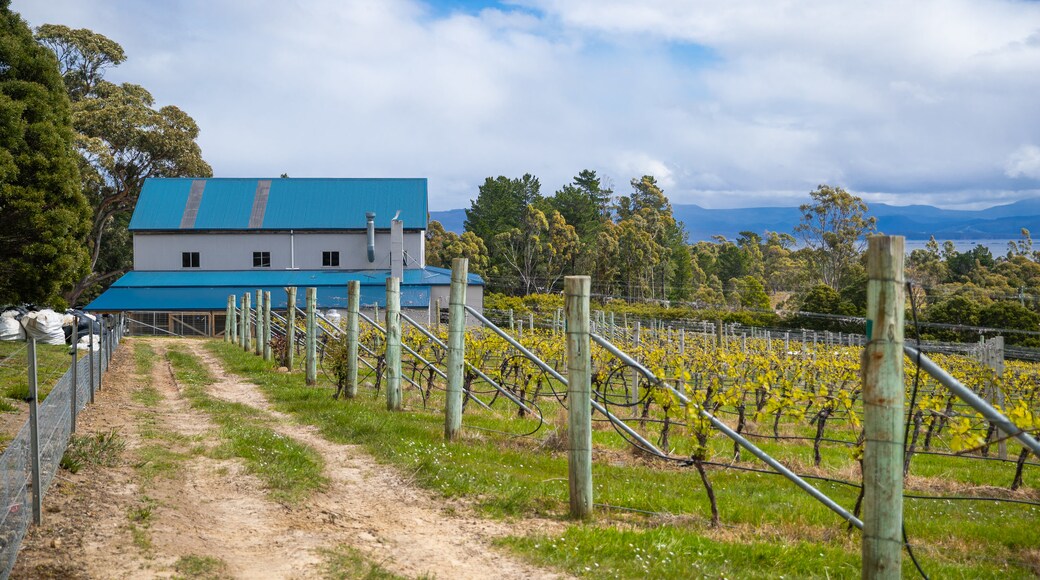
0 317 123 578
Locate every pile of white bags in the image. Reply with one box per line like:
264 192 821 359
0 310 24 341
21 309 67 345
74 334 100 352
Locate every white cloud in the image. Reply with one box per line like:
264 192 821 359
11 0 1040 211
1005 145 1040 180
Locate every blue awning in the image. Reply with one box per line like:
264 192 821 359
83 267 482 312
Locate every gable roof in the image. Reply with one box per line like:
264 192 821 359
129 177 428 231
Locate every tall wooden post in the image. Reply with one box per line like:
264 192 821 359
445 258 468 440
862 235 905 580
345 281 360 398
255 290 263 356
385 277 402 411
263 291 273 362
229 295 238 345
565 276 593 520
306 287 317 385
241 292 251 351
225 296 234 342
286 287 297 370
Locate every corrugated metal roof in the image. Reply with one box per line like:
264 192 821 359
107 268 483 288
86 285 429 311
84 267 483 312
129 178 429 231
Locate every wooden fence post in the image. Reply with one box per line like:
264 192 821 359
445 258 468 440
225 296 234 341
229 295 238 345
263 291 273 362
385 277 402 411
286 287 297 370
241 292 250 351
255 290 263 356
345 281 360 398
306 287 317 385
862 235 905 579
565 275 593 520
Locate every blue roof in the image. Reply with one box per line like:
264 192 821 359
84 267 483 312
129 178 429 231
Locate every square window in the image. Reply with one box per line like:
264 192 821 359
322 251 339 267
182 252 199 268
253 251 271 268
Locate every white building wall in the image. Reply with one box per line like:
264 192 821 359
133 231 425 271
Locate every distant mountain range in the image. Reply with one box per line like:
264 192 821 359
429 198 1040 242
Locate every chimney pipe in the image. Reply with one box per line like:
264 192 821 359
391 218 404 280
366 212 375 263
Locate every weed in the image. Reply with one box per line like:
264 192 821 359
173 554 229 579
61 430 125 474
319 545 406 580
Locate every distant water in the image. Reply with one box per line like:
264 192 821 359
902 239 1015 256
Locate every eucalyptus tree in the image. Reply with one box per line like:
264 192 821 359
35 25 211 305
794 184 876 291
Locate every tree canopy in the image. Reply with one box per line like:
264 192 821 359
34 24 211 305
0 3 91 307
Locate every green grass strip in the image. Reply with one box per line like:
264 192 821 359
166 347 325 503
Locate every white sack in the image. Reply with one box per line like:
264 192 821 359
0 312 24 341
75 334 100 352
21 309 67 345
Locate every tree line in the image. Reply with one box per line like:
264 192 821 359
427 174 1040 344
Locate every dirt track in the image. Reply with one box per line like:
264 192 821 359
13 338 567 579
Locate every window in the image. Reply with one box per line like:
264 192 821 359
182 252 200 268
322 251 340 267
253 251 271 268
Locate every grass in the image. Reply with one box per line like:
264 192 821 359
173 554 229 579
60 429 126 474
0 340 73 403
127 495 158 552
131 342 162 407
165 346 326 503
206 339 1040 579
319 546 407 580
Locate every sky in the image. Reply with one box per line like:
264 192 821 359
11 0 1040 211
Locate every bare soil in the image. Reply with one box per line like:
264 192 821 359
12 338 568 579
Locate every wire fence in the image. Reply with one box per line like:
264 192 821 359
0 316 124 579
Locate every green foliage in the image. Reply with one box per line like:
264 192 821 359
464 174 541 248
494 204 578 293
0 4 91 306
60 429 125 473
795 184 876 290
34 24 212 306
789 284 860 331
425 220 489 275
734 275 770 310
978 302 1040 346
